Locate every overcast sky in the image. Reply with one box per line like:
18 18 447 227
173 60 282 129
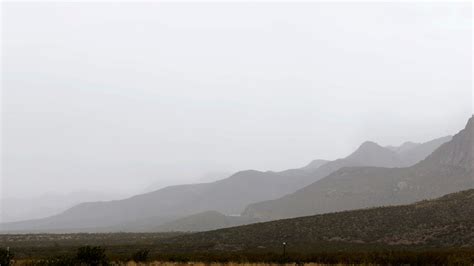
1 2 472 199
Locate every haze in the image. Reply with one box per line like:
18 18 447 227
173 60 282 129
1 2 472 202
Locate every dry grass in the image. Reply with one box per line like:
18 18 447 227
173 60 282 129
117 262 367 266
12 261 372 266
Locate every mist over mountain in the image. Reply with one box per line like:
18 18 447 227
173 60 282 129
243 117 473 220
286 136 452 191
386 141 419 153
151 135 453 233
2 3 473 264
0 131 451 233
301 159 329 172
142 171 233 194
2 137 451 230
0 191 126 223
392 136 453 167
1 169 316 232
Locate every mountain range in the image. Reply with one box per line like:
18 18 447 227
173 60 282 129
0 122 458 232
151 135 454 232
243 117 473 220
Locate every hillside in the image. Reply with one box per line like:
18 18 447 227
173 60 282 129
162 189 474 252
243 117 473 220
154 211 258 232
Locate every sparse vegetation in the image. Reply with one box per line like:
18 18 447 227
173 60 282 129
31 255 77 266
131 249 150 263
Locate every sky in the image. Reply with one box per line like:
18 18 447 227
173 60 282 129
1 2 472 199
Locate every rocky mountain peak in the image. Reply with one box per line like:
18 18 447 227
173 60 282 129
423 116 473 170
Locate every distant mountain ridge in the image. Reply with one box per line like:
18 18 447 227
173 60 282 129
293 136 452 190
394 136 453 167
386 141 419 153
150 135 453 233
0 130 452 232
0 191 126 223
301 159 329 171
242 117 473 220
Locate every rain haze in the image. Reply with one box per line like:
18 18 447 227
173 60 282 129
1 1 472 210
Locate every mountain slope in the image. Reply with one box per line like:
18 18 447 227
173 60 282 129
243 117 473 220
396 136 453 166
154 211 258 232
163 189 474 251
301 159 329 171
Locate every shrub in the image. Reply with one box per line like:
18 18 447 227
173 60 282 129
0 247 14 266
34 255 77 266
76 246 108 266
131 249 150 262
